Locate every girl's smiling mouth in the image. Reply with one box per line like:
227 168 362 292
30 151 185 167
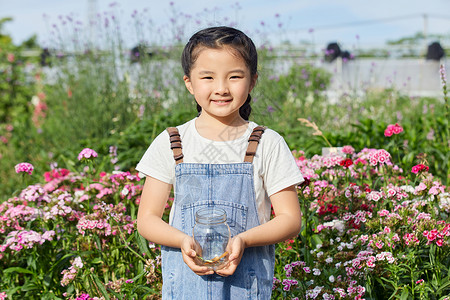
211 99 232 104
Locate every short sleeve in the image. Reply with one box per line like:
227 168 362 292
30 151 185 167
262 134 304 197
135 130 175 184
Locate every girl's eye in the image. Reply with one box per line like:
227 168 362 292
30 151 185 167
230 76 242 79
201 76 213 80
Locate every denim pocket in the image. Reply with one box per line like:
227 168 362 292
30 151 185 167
181 200 248 237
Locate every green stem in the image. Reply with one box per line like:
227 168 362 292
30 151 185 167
114 219 146 262
321 134 333 148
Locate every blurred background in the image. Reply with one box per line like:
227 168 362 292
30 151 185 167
2 0 450 94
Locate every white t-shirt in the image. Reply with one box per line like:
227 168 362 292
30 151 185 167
136 118 304 224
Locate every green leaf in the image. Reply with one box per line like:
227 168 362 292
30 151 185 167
3 267 35 275
90 273 110 300
20 281 40 292
91 257 104 264
436 276 450 294
48 252 77 273
136 232 150 257
400 286 410 300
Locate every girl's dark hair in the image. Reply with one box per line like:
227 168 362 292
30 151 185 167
181 26 257 121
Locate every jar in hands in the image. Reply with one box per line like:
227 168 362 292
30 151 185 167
193 207 230 271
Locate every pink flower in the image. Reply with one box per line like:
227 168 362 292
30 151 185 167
411 164 429 174
367 191 382 202
392 233 400 242
387 188 396 197
369 149 391 166
392 123 403 134
436 239 444 246
366 256 376 268
378 209 389 217
15 162 34 175
7 53 15 62
78 148 98 161
384 123 403 137
384 127 393 137
342 145 355 155
427 231 437 242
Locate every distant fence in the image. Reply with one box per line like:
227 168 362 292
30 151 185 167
319 57 447 98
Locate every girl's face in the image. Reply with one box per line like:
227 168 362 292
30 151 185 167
184 46 257 123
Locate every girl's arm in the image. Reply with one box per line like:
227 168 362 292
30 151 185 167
137 176 214 275
216 185 301 276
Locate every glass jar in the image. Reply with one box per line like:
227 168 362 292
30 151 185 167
193 207 230 270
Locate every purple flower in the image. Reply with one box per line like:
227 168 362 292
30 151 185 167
15 162 34 175
78 148 98 161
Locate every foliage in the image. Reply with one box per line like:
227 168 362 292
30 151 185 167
0 18 45 198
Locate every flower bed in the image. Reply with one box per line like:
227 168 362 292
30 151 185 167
1 142 449 299
273 146 449 299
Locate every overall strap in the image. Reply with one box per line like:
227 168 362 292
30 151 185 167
244 126 266 163
167 127 184 164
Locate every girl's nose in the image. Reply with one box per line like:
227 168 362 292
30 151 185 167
214 80 229 95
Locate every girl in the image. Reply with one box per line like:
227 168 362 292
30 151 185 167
136 26 303 299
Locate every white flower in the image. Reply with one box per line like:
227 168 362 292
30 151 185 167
323 220 346 233
400 185 415 193
329 275 335 282
31 95 40 106
73 257 83 268
121 187 130 196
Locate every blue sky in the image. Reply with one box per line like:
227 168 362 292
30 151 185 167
1 0 450 49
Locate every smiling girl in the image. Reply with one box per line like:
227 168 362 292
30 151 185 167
136 26 304 299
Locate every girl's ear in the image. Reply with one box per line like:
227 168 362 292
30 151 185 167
183 75 194 95
249 73 258 92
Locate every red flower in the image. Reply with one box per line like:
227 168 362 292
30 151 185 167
339 158 353 168
299 177 311 188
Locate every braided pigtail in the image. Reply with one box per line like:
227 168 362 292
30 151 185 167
239 94 252 121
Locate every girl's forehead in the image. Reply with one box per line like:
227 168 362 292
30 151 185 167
193 46 244 63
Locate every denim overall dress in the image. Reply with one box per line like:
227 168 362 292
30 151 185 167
161 126 275 300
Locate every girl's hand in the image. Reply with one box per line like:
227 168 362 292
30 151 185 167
215 235 246 277
180 235 214 276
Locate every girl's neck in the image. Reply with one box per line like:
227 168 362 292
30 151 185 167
195 113 249 141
